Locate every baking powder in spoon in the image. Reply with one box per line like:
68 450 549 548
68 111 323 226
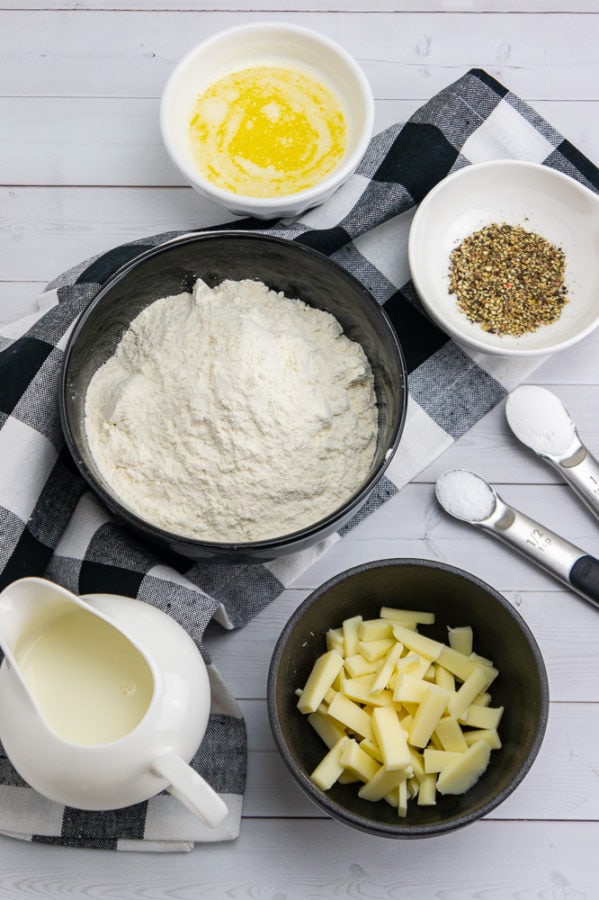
505 385 577 458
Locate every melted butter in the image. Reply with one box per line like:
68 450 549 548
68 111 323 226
188 64 348 198
16 608 154 745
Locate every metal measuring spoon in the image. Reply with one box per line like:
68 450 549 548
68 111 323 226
505 385 599 520
435 469 599 610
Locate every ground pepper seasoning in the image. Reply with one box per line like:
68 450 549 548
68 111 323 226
448 223 568 336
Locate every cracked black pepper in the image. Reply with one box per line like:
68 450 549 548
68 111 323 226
448 223 568 337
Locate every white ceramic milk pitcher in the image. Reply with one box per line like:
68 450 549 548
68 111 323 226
0 577 228 827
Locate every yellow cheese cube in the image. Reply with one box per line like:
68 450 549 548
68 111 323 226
436 738 491 795
400 713 414 734
470 651 494 667
358 765 407 802
429 731 443 750
307 710 346 750
326 628 344 654
407 775 420 799
297 649 344 714
461 705 504 730
310 737 351 790
447 625 473 656
344 653 380 678
434 663 456 693
434 715 468 753
393 673 427 704
397 778 409 817
391 624 443 661
359 738 384 764
408 748 426 782
341 676 394 707
370 642 403 694
408 684 450 749
423 748 462 773
471 691 492 707
417 773 437 806
342 615 362 657
437 644 477 681
384 788 399 808
327 692 374 741
339 738 380 782
371 706 411 772
359 638 395 661
423 663 436 681
463 728 502 750
358 619 393 641
380 607 435 626
448 665 498 719
323 687 336 707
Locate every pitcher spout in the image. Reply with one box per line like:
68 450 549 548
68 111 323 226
0 577 80 662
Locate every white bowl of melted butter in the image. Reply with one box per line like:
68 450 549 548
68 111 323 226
160 22 374 219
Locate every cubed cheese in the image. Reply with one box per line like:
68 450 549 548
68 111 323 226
297 649 344 714
380 607 436 626
463 728 502 750
358 638 395 661
447 625 473 656
370 642 403 694
307 710 346 750
434 715 468 753
448 665 498 719
371 706 411 772
342 615 362 657
408 684 450 749
358 618 394 641
310 737 350 790
339 738 380 782
461 704 504 730
327 692 374 741
423 748 462 773
358 765 408 802
392 624 443 661
393 673 427 704
417 773 437 806
436 739 491 795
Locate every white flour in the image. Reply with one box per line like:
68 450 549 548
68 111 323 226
84 277 378 542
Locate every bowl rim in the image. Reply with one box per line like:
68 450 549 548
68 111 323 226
59 230 408 553
267 556 550 837
159 21 375 214
408 159 599 358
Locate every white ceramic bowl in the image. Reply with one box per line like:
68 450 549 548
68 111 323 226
408 160 599 357
160 22 374 219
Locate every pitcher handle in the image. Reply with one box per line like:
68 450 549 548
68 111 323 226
152 749 228 828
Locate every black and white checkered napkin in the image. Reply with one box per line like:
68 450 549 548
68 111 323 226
1 69 598 852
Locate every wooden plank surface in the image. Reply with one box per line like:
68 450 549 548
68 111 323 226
1 2 598 896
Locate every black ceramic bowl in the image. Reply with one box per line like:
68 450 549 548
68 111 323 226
267 558 549 838
60 232 407 562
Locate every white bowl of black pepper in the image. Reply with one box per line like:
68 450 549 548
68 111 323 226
408 160 599 357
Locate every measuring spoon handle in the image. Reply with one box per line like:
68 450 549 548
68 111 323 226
556 448 599 521
570 556 599 608
481 498 599 611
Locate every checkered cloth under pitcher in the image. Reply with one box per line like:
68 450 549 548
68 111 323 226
0 69 597 851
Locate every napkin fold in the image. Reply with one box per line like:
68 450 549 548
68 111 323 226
0 68 597 852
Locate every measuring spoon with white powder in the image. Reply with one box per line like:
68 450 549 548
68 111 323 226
505 385 599 520
435 469 599 610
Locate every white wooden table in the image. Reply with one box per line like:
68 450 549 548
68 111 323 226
1 2 598 896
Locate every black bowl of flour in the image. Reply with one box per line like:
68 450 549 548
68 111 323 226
60 232 408 562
